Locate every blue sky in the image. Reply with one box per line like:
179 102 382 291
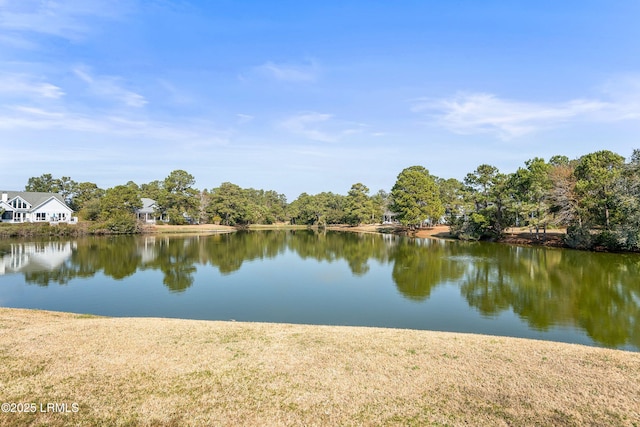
2 0 640 200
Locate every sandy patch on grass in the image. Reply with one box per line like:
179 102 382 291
0 308 638 426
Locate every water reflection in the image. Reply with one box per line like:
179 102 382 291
457 243 640 348
392 239 466 301
1 231 639 350
0 241 75 276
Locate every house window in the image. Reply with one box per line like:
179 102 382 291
36 213 46 221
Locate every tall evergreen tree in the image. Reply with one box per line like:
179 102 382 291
574 150 625 228
390 166 443 228
344 183 372 226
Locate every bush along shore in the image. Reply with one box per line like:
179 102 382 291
0 221 141 238
0 222 89 238
0 222 236 238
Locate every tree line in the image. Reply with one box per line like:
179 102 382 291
23 148 640 250
448 149 640 251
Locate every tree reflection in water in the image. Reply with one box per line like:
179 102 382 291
2 231 638 349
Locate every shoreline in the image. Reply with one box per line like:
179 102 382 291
328 223 571 249
3 221 637 254
1 308 638 426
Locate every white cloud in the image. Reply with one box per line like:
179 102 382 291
0 104 228 145
598 75 640 120
279 112 366 142
417 80 640 139
0 33 37 49
0 0 130 43
255 60 319 83
0 106 98 132
0 73 65 99
74 66 147 108
280 112 335 141
236 114 254 124
157 79 193 105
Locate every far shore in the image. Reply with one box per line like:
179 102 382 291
147 222 568 249
0 220 582 251
0 308 638 426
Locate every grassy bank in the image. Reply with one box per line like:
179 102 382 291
0 222 88 238
144 223 237 234
0 309 638 426
0 222 237 238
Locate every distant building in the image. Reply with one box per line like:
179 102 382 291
382 210 398 224
136 198 168 223
0 191 76 224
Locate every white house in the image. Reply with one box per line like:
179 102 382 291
136 198 168 223
0 191 76 224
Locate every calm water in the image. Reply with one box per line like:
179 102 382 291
1 230 639 351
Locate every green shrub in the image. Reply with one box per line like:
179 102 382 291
610 226 640 251
90 213 140 234
594 230 623 251
565 225 593 250
167 208 187 225
454 213 494 241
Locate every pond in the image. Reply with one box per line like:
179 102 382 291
1 230 639 351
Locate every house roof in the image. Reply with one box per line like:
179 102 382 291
137 198 158 214
0 191 71 211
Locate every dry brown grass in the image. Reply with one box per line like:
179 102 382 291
0 308 638 426
144 223 236 234
148 223 308 234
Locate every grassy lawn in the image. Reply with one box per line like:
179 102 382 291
0 308 638 426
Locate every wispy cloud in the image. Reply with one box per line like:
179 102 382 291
157 79 193 105
0 33 37 49
416 78 640 139
0 0 130 44
0 104 229 146
280 112 335 141
0 73 65 99
74 66 147 108
236 114 254 124
598 74 640 120
254 60 319 83
1 106 104 132
279 112 366 142
412 93 605 139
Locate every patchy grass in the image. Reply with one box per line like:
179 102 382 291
248 224 310 230
74 313 103 319
143 223 237 235
0 308 638 426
